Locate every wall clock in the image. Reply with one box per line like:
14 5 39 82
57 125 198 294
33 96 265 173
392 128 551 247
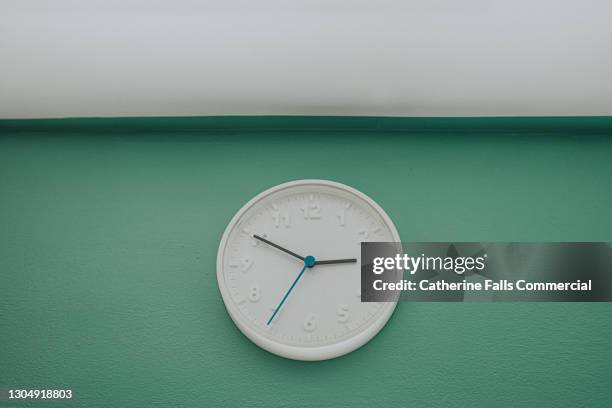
216 180 401 360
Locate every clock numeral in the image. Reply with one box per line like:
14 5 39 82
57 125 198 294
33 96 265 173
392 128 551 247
336 304 350 323
303 313 317 332
233 293 246 304
272 211 291 228
249 285 261 302
337 211 345 226
269 304 282 317
229 257 253 272
249 231 268 246
241 257 253 272
337 201 351 226
301 195 321 219
301 204 321 219
358 229 370 242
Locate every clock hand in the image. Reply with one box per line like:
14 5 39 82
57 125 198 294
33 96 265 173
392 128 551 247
315 258 357 265
267 255 316 325
253 234 304 261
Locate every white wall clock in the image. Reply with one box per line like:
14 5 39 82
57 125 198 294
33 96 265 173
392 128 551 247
216 180 401 360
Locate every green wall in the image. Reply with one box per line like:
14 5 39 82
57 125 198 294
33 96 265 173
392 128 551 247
1 117 611 407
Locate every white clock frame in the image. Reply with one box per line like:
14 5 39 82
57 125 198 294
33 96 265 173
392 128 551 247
216 179 401 360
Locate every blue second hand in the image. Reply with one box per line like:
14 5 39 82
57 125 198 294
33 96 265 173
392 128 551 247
267 255 316 325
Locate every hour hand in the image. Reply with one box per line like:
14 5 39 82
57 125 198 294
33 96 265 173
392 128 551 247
315 258 357 265
253 235 305 262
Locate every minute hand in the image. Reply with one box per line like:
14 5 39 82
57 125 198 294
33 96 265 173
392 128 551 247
315 258 357 265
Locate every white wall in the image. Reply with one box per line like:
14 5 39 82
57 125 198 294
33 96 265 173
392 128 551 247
1 0 611 118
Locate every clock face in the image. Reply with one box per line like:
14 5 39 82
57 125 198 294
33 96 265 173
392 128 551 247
216 180 401 360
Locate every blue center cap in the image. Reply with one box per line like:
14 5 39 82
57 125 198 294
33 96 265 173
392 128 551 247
304 255 316 268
